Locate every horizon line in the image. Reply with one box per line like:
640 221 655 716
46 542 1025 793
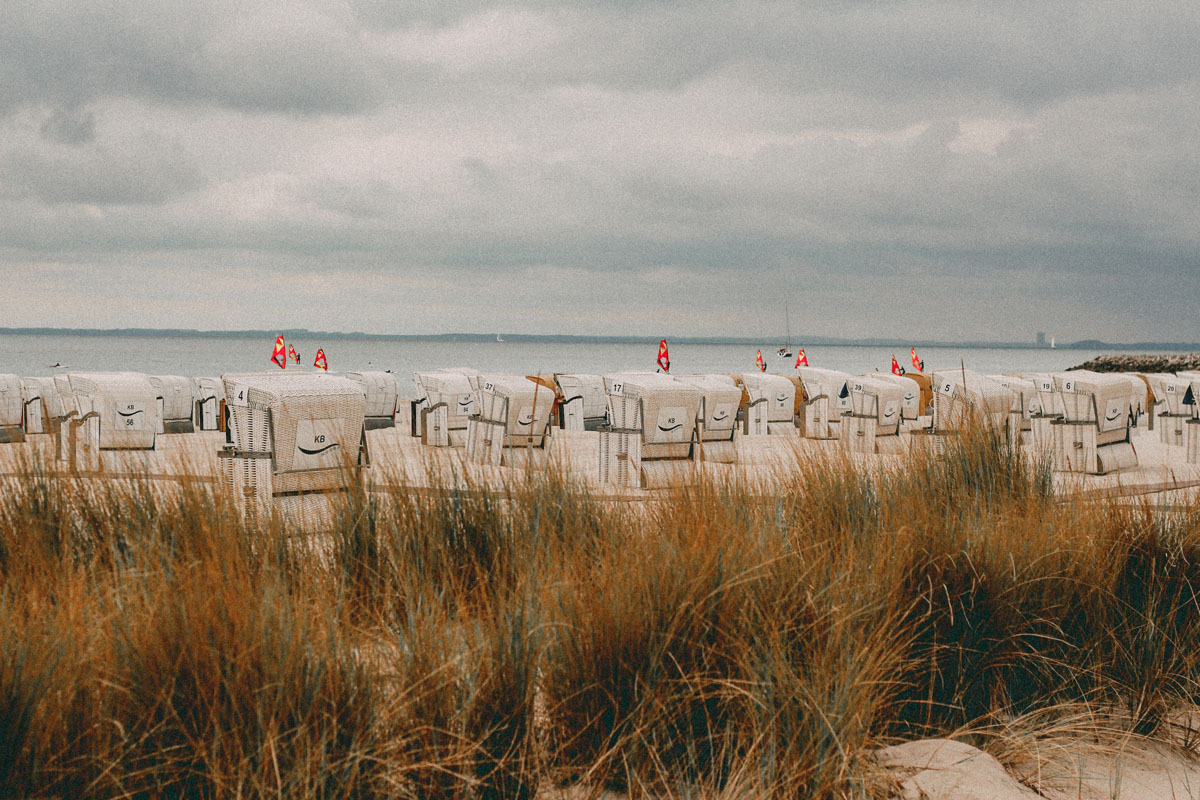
2 326 1198 351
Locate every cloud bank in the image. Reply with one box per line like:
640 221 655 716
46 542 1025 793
1 0 1197 341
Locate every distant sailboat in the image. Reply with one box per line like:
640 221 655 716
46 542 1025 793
1051 337 1056 349
777 302 793 359
496 333 504 342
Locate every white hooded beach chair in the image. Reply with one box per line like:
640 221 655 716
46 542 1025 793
555 373 608 431
674 375 742 463
195 378 223 431
871 374 923 424
62 373 160 470
739 373 799 437
1145 374 1191 446
0 374 24 443
412 371 477 447
219 372 368 525
1112 374 1148 428
1048 372 1137 474
466 375 556 466
599 373 702 488
797 367 853 440
148 375 196 434
988 375 1039 447
346 371 399 431
930 369 1015 434
843 375 907 454
1023 373 1067 449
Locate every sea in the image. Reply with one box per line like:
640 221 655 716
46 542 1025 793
2 333 1190 398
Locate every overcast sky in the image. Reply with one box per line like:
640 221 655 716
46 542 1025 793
1 1 1197 342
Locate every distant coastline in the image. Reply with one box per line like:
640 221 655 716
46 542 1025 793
1 327 1197 352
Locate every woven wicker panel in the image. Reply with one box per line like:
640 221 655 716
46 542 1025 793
804 399 834 439
606 394 642 431
467 419 505 466
744 388 769 436
598 431 641 487
843 415 877 455
221 453 273 506
1053 423 1099 474
274 468 349 495
421 406 451 447
1160 415 1187 446
275 492 339 532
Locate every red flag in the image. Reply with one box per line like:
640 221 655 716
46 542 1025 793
314 349 328 371
911 347 922 372
271 335 286 369
287 343 300 364
891 355 903 376
755 349 766 372
657 339 670 373
795 349 808 368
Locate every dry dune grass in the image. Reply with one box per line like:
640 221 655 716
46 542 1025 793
2 427 1200 798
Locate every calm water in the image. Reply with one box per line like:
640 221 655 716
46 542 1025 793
1 333 1183 398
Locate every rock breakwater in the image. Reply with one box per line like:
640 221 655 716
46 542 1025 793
1070 353 1200 373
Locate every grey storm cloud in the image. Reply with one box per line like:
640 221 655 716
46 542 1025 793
0 0 1197 341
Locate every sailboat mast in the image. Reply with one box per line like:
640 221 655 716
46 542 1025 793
785 302 791 348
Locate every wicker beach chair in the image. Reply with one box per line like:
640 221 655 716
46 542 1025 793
346 371 399 430
219 372 368 526
148 375 196 434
